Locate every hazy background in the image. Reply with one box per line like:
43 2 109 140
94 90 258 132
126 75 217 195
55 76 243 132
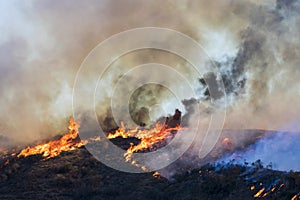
0 0 299 146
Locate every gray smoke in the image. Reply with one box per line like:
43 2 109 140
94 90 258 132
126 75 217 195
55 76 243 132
0 0 299 157
218 120 300 172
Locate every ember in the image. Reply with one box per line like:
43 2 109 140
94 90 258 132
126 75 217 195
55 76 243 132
291 193 300 200
254 188 265 198
252 183 285 198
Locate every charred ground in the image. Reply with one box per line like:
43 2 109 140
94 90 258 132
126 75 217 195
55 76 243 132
0 137 299 200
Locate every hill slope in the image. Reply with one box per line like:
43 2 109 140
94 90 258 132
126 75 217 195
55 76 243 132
0 142 299 200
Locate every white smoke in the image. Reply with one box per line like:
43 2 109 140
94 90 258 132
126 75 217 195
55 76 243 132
0 0 299 156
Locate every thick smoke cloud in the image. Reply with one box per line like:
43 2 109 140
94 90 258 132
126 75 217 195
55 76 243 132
222 0 300 131
0 0 299 152
0 0 195 144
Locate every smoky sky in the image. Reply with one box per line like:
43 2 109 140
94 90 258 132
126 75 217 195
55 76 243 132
0 0 300 145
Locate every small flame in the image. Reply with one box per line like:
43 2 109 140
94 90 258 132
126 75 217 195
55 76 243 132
107 122 138 139
252 182 285 198
153 171 160 178
291 194 299 200
222 137 233 151
17 118 87 159
254 188 265 198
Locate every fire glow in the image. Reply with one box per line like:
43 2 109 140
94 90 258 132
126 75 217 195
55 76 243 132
291 193 299 200
7 117 300 200
16 117 181 167
107 122 181 164
17 118 88 159
252 183 285 198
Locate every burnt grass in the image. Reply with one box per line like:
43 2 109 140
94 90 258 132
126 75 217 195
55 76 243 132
0 143 299 200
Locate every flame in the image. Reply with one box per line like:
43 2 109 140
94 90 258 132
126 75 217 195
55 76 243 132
16 117 179 170
153 171 160 178
252 183 285 198
292 194 299 200
17 118 88 159
107 122 181 169
279 183 284 189
16 116 180 170
222 137 233 151
107 122 138 139
254 188 265 198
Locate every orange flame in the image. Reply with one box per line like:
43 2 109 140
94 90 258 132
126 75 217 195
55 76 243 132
16 117 180 171
107 122 138 139
222 137 233 151
153 171 160 178
291 194 299 200
252 183 285 198
17 118 87 159
254 188 265 198
107 122 181 168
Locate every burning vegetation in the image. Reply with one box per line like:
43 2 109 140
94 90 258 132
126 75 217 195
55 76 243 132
107 121 181 163
16 109 181 165
17 118 88 159
0 115 299 199
106 109 182 169
9 108 182 173
252 182 285 198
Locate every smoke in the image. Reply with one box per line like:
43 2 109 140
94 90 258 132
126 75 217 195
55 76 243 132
218 120 300 171
0 0 195 144
220 0 300 131
0 0 299 161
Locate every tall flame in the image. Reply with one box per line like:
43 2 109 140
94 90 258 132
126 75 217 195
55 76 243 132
17 118 87 159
